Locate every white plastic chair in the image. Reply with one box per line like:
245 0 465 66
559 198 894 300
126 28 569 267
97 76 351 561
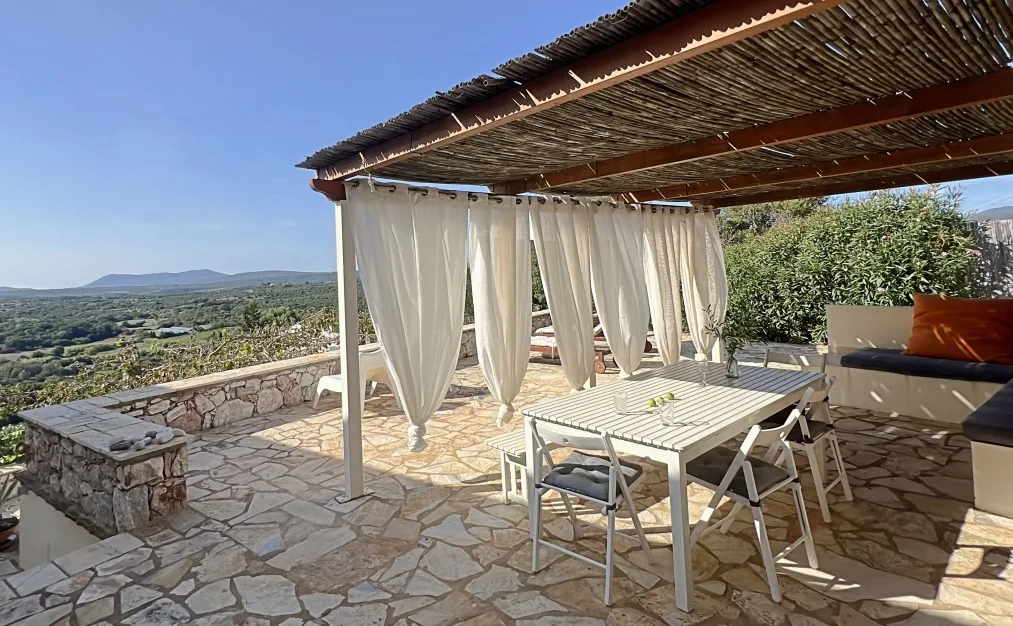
528 417 653 606
686 388 819 603
312 347 401 412
759 350 853 522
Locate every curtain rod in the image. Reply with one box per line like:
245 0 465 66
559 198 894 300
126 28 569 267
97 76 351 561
343 180 716 213
345 180 620 206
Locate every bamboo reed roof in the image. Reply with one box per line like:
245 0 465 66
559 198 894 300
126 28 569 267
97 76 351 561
300 0 1013 207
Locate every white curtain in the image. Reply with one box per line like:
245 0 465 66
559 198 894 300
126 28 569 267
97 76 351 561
644 209 684 365
469 196 532 425
346 184 468 451
589 203 650 377
679 210 728 361
530 199 595 390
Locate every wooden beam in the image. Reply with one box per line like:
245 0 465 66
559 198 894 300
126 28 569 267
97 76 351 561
309 178 346 202
707 160 1013 208
315 0 846 180
621 132 1013 202
497 68 1013 195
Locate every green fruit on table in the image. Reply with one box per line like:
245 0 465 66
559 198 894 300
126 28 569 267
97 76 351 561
656 396 666 404
646 398 657 408
665 392 675 401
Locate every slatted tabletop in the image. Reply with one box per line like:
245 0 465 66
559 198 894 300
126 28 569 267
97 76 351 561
522 361 823 458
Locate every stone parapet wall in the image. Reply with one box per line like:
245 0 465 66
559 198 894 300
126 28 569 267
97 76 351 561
18 402 189 539
107 355 338 433
459 309 552 359
95 309 553 434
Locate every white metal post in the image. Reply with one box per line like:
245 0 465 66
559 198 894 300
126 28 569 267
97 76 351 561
335 201 365 502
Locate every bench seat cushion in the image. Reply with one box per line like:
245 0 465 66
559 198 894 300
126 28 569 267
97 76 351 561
964 383 1013 447
840 348 1013 384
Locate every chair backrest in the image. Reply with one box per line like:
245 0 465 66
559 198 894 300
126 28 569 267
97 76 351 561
751 387 816 478
527 417 627 505
360 347 387 371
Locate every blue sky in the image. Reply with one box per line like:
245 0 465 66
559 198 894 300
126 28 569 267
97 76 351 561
2 1 1012 289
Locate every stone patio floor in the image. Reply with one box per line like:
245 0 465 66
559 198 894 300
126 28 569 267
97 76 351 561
3 354 1012 626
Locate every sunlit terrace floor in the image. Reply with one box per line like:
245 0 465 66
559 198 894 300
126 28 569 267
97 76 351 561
5 354 1013 626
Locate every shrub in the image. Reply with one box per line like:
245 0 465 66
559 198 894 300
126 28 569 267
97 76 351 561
724 187 980 344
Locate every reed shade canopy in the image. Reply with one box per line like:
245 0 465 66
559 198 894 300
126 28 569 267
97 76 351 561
300 0 1013 208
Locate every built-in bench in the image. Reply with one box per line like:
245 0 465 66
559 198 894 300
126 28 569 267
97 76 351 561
826 305 1009 423
963 382 1013 517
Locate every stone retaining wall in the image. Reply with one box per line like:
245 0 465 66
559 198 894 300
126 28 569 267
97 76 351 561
106 355 338 433
100 309 553 434
18 403 189 538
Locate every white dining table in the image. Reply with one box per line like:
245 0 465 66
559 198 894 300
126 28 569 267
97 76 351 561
522 360 823 612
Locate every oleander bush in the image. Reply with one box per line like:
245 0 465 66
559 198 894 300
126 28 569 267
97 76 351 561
723 187 982 344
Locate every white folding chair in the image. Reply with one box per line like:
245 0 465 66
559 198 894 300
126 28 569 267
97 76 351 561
687 388 820 603
528 417 653 606
759 350 853 522
312 347 401 411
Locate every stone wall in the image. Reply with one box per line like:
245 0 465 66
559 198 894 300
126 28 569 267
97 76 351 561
18 404 189 539
459 309 553 359
100 310 553 434
106 355 338 433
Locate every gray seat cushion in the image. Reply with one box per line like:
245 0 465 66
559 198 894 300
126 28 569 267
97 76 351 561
540 452 643 503
840 348 1013 384
963 382 1013 447
687 446 790 500
761 410 833 443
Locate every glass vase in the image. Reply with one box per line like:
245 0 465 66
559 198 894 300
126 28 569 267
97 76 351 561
725 351 740 378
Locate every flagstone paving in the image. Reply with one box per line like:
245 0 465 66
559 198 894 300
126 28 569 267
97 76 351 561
2 354 1012 625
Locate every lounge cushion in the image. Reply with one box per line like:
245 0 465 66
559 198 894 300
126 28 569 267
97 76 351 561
963 382 1013 447
686 446 790 499
840 348 1013 385
541 452 643 503
904 293 1013 364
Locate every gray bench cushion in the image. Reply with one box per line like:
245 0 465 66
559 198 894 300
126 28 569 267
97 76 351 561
686 446 790 500
541 452 643 503
963 382 1013 447
840 348 1013 385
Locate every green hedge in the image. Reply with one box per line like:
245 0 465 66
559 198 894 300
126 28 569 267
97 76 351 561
724 188 981 344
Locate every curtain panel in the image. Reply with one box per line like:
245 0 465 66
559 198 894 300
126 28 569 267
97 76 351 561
679 210 728 361
589 204 650 377
530 200 596 390
346 184 469 451
469 196 532 425
643 209 685 366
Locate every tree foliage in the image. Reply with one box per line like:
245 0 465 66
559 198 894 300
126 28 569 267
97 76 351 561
722 187 980 344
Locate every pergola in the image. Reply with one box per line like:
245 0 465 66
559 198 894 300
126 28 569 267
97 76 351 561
300 0 1013 499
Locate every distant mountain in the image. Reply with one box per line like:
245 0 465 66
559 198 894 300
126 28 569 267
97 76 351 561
967 205 1013 221
84 269 229 288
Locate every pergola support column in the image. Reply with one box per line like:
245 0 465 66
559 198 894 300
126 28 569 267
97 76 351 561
334 201 366 502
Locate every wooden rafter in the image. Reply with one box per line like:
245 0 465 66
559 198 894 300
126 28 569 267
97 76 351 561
494 68 1013 195
309 178 347 202
315 0 846 181
620 132 1013 203
707 160 1013 208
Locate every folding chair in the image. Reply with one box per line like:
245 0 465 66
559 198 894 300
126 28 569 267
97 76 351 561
759 350 853 522
528 417 653 606
686 388 820 603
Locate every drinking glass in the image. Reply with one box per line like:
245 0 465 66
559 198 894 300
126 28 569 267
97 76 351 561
697 359 709 387
659 401 676 426
613 391 628 415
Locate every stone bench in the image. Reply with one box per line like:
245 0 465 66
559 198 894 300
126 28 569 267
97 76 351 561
18 399 190 539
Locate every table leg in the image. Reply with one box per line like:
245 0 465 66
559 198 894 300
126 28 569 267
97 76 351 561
526 419 539 539
668 455 693 612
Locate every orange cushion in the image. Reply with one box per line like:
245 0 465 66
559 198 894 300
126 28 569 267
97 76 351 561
904 294 1013 365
